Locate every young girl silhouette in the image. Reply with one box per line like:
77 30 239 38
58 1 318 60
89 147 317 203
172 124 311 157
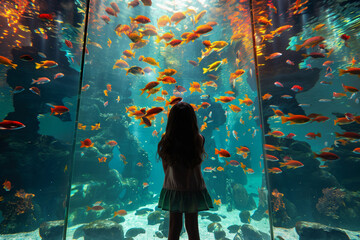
157 102 213 240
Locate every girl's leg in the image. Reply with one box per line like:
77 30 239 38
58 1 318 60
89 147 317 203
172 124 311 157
185 212 200 240
169 211 183 240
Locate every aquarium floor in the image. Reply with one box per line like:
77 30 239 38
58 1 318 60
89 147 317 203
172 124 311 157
1 203 359 239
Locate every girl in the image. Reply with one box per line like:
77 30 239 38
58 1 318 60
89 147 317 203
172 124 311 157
157 102 213 240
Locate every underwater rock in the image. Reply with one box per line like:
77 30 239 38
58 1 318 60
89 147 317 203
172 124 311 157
39 220 64 240
214 227 226 239
158 212 169 237
147 211 162 225
125 227 146 238
208 213 222 222
135 207 154 215
251 204 268 221
227 224 240 233
155 230 164 238
232 184 256 210
207 222 222 232
295 221 350 240
239 210 251 223
72 225 84 239
233 224 270 240
83 220 124 240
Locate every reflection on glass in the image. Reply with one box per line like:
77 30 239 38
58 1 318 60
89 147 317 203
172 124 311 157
254 0 360 238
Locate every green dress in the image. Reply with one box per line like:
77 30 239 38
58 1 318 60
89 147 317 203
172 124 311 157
158 136 213 213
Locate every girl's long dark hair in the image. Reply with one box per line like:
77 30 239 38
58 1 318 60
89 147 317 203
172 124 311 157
157 102 207 168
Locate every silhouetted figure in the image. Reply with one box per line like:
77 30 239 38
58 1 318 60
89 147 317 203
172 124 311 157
157 102 213 240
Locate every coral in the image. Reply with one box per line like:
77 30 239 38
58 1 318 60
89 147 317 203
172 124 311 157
12 189 35 215
271 189 285 212
316 187 345 219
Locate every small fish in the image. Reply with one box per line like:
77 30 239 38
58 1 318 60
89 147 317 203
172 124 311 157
203 167 216 172
32 77 51 85
80 138 94 148
87 205 104 211
225 160 240 167
215 148 231 158
286 59 295 65
274 81 283 87
104 101 109 107
3 180 11 191
265 52 282 60
306 132 321 139
54 73 64 79
214 199 221 206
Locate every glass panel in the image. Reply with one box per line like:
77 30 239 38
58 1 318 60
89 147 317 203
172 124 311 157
66 0 270 239
0 0 87 239
254 0 360 239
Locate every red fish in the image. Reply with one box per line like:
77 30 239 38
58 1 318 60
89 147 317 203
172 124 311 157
39 13 54 20
130 15 151 24
80 138 94 148
306 132 321 139
314 152 339 161
114 209 127 217
215 148 231 157
50 105 69 115
105 7 117 17
268 167 282 174
225 160 240 167
279 160 304 169
65 40 73 48
87 205 104 211
3 180 11 191
0 120 25 130
291 85 303 92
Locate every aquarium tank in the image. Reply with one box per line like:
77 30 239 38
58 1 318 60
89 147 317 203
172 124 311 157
0 0 359 239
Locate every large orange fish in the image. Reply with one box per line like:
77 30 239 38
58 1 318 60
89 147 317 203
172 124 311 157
281 113 311 124
215 148 231 157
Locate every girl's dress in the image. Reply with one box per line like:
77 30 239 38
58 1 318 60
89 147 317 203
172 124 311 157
158 135 213 213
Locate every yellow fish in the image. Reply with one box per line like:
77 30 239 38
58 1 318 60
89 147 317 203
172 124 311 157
214 199 221 206
203 58 228 74
91 123 101 130
104 90 108 96
107 38 112 47
78 123 86 130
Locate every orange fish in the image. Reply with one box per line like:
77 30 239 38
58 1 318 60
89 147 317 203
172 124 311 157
107 140 118 146
295 36 325 51
281 113 311 124
215 148 231 158
272 108 284 116
98 157 107 163
91 123 101 130
170 12 186 26
50 105 69 115
266 131 285 137
189 82 202 93
104 90 108 96
200 122 207 132
130 15 151 24
157 15 171 28
137 162 144 167
78 123 86 130
159 69 177 77
306 132 321 139
239 94 253 106
279 160 304 169
264 144 282 151
342 83 358 93
229 104 241 113
80 138 94 148
217 166 224 171
3 180 11 191
214 96 235 103
214 199 221 206
113 209 127 217
268 167 282 174
87 205 104 211
143 182 149 188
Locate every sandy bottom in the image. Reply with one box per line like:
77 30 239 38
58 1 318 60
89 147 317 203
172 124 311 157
1 203 359 240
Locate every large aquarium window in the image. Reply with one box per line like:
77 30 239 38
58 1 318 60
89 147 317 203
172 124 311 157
0 0 359 239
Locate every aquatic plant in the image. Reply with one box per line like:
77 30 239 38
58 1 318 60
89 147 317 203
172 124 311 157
316 187 345 219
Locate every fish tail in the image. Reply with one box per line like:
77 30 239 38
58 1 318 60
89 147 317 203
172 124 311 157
339 69 346 76
334 119 338 125
165 100 169 106
11 63 17 69
313 152 318 158
281 116 288 124
301 54 308 58
155 35 161 44
113 212 117 217
295 44 302 52
198 57 202 63
140 88 146 95
317 133 322 137
203 68 208 74
86 206 91 211
214 97 218 102
31 79 37 84
215 148 219 155
335 132 341 138
279 162 286 168
225 160 230 166
129 17 134 22
264 56 269 61
35 62 42 69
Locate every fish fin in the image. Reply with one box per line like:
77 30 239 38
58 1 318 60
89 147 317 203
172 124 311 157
214 97 218 102
129 17 134 22
215 148 219 155
225 160 230 166
279 162 286 168
12 64 17 69
86 206 91 211
335 132 341 138
295 44 302 52
281 116 288 124
35 62 42 69
339 69 346 76
203 68 208 74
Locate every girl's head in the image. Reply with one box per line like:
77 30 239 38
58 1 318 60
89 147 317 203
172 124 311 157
157 102 206 168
